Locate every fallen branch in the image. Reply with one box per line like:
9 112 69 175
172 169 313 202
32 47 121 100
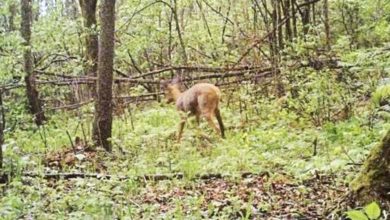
114 93 162 101
35 70 88 79
45 100 94 111
0 171 269 183
130 65 266 79
0 83 25 91
35 68 272 86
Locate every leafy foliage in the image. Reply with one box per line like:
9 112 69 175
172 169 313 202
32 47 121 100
346 202 382 220
0 0 390 218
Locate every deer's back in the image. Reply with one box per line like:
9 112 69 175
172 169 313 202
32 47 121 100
176 83 221 114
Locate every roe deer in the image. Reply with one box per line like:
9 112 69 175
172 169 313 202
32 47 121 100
162 79 225 142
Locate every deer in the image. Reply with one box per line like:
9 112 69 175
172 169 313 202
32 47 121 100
161 78 225 142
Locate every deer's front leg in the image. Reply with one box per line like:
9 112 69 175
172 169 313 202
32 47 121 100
195 113 200 126
177 113 187 142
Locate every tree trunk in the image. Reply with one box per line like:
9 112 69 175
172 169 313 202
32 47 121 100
301 0 310 36
284 0 292 42
79 0 98 97
172 0 187 64
92 0 116 152
311 2 316 25
277 0 283 50
291 0 297 38
271 0 278 58
350 129 390 205
0 92 4 169
8 3 17 31
323 0 330 50
21 0 45 126
168 7 173 65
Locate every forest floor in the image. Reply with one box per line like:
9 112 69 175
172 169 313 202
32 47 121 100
1 97 389 219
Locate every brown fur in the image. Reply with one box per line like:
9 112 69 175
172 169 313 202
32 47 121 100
164 82 225 142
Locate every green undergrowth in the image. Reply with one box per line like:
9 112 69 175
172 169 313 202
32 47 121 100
0 92 389 218
3 96 389 178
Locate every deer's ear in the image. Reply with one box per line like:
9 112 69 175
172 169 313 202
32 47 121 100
171 76 181 84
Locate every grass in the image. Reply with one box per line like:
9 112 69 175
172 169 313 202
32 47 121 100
0 94 389 218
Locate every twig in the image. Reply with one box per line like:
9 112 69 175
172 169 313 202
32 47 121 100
38 125 48 149
130 65 265 79
46 100 94 111
66 130 76 153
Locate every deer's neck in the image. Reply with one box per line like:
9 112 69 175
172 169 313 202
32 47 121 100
171 85 182 101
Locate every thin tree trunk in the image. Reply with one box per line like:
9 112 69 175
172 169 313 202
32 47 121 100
311 2 316 25
79 0 98 97
277 0 283 50
196 0 217 60
168 8 173 65
252 1 258 32
0 91 4 169
172 0 187 64
284 0 292 42
301 0 311 36
92 0 116 151
271 1 278 59
291 0 297 38
261 0 274 63
323 0 330 50
21 0 45 126
8 3 17 31
271 0 283 97
221 0 231 44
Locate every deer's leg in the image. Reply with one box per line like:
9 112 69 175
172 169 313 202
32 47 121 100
195 113 200 126
177 114 187 142
204 114 221 136
215 108 225 138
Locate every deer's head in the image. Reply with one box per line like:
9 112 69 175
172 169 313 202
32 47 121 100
161 77 182 104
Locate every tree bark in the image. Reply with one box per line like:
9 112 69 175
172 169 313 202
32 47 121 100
291 0 297 38
92 0 116 151
0 92 4 169
8 3 17 31
172 0 188 64
284 0 292 42
79 0 98 96
323 0 330 50
301 0 311 36
271 0 278 59
21 0 45 126
350 129 390 204
277 0 283 50
311 2 316 25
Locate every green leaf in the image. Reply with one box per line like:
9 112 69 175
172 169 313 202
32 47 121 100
364 202 381 219
346 210 369 220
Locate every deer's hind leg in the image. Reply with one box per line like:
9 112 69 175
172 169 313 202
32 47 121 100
198 95 220 136
204 113 221 136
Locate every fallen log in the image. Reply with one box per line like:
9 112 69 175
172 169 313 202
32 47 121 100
130 65 267 79
0 171 269 183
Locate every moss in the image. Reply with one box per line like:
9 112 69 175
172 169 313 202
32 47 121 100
350 130 390 203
